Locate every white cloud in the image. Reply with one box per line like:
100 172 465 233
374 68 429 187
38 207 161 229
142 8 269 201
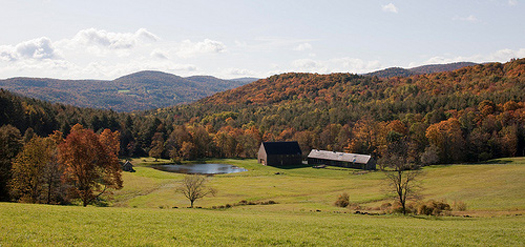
453 15 480 23
292 59 320 69
410 48 525 67
176 39 226 58
0 37 58 61
508 0 518 6
0 56 198 80
0 28 232 79
382 3 398 13
66 28 159 50
291 57 381 74
293 43 313 51
0 59 77 78
219 68 257 78
150 49 168 60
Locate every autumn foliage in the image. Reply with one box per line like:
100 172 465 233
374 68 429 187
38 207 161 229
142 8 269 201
10 132 64 204
59 124 122 206
1 58 525 174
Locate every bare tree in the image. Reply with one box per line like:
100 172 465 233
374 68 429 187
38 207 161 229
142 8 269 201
380 136 422 214
177 175 217 208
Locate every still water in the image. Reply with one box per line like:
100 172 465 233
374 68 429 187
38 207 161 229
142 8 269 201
152 163 248 175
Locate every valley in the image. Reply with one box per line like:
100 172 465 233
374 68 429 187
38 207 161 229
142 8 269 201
1 157 524 246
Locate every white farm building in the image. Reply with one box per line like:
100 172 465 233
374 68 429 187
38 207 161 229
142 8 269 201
307 149 376 170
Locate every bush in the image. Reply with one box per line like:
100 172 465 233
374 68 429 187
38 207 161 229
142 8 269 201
380 202 392 212
334 193 350 208
478 152 492 161
388 201 413 214
212 200 279 209
416 200 451 216
453 200 468 211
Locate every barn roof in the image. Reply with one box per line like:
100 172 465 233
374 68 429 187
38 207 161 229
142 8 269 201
307 149 372 164
261 141 302 155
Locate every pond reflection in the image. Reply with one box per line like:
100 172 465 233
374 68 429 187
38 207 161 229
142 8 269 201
152 163 248 175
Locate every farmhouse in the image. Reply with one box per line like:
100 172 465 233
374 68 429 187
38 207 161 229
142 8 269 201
258 141 303 167
121 161 136 172
307 149 376 170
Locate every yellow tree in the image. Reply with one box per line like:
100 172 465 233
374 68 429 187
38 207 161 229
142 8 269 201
10 132 65 204
345 119 380 156
59 124 122 207
149 132 164 161
10 136 51 203
425 118 466 163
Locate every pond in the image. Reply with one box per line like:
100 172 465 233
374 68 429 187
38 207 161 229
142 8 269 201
152 163 248 175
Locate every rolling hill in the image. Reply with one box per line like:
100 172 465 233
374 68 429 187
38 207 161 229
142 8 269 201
145 59 525 163
365 62 478 78
2 59 525 163
0 71 257 112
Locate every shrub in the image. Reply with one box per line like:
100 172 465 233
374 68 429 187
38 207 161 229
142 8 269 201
380 202 392 212
453 200 468 211
478 152 492 161
389 201 413 214
417 200 451 216
334 193 350 208
238 200 248 205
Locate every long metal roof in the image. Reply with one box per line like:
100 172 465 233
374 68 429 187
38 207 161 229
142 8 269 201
307 149 372 164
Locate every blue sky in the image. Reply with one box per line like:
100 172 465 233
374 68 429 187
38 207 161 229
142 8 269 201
0 0 523 79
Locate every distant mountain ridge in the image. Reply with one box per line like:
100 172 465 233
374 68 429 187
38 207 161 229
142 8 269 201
365 62 478 78
0 71 258 112
0 62 479 111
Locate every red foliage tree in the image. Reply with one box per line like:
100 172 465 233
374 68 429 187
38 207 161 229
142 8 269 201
59 124 122 207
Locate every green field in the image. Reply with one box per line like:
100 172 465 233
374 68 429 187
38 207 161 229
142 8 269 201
1 157 525 246
1 203 524 246
115 157 525 213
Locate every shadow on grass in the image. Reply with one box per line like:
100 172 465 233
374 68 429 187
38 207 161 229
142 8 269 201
476 159 514 165
267 164 314 170
401 214 474 221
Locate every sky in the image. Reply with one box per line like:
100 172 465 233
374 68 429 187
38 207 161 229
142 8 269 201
0 0 524 80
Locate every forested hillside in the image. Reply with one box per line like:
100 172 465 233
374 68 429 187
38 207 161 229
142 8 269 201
0 71 254 112
150 59 525 163
365 62 477 78
1 59 525 168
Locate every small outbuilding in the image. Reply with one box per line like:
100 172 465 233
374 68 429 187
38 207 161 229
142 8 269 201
258 141 303 167
121 161 136 172
307 149 376 170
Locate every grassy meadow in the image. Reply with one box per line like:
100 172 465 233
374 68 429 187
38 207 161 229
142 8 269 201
1 157 525 246
114 157 525 213
1 202 524 246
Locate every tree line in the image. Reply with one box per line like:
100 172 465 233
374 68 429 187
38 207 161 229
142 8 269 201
0 123 121 205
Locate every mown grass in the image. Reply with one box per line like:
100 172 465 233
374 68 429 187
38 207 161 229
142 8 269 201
1 203 524 246
2 157 525 246
421 162 525 211
110 157 525 213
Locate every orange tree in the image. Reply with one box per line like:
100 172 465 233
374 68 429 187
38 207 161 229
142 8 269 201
59 124 122 207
